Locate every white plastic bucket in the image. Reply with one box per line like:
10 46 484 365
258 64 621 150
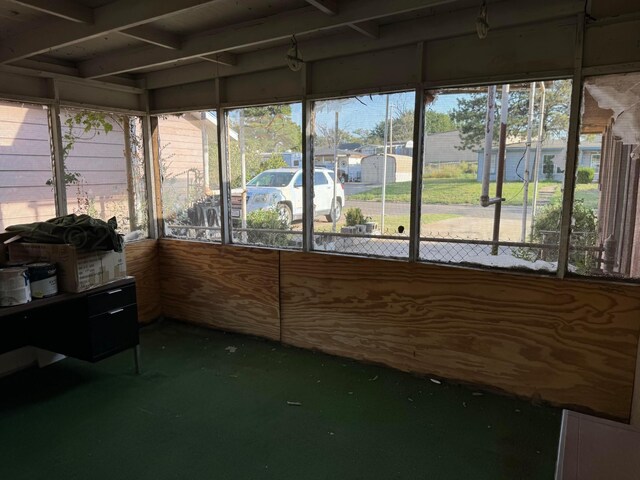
0 267 32 306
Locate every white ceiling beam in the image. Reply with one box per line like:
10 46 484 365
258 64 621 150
0 63 142 93
7 0 93 24
120 25 182 50
200 53 238 66
0 0 220 63
349 21 379 39
141 0 583 90
305 0 338 15
79 0 458 78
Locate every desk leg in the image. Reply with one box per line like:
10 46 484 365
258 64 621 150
134 345 141 374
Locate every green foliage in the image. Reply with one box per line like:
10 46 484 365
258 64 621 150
425 110 456 134
543 157 555 180
369 109 414 144
424 162 477 179
260 154 288 172
62 111 114 160
351 179 560 206
345 207 367 226
576 167 595 184
450 80 572 151
228 106 302 188
520 199 598 273
245 208 291 246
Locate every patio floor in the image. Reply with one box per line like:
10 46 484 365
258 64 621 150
0 320 562 479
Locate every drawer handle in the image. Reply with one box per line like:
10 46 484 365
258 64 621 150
108 308 124 315
107 289 123 295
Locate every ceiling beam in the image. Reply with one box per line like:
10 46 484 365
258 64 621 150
0 0 220 63
200 53 238 66
79 0 457 78
305 0 338 16
349 21 379 39
6 0 93 24
120 25 182 50
141 0 583 90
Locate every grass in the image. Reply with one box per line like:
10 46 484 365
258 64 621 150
314 213 459 234
550 183 600 210
351 178 563 206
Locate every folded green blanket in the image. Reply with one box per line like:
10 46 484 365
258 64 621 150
6 214 124 252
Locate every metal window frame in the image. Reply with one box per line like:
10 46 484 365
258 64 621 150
557 12 586 279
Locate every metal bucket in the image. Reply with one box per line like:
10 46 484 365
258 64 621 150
27 262 58 299
0 267 31 306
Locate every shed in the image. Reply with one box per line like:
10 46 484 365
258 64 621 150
361 154 412 184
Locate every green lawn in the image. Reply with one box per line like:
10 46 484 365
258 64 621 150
550 183 600 210
351 178 562 206
314 213 459 233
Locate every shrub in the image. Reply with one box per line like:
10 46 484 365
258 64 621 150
516 199 598 273
345 207 366 226
424 162 478 179
245 208 290 246
576 167 595 184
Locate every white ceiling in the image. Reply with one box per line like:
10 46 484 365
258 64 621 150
0 0 589 90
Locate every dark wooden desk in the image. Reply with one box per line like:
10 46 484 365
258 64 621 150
0 277 140 372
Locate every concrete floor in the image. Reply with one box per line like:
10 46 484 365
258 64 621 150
0 320 562 480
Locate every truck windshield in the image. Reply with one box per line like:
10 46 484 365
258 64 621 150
247 171 295 187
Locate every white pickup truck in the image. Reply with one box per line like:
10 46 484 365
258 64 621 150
231 167 345 224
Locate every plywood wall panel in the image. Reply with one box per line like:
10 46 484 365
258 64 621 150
125 239 161 324
280 252 640 420
159 240 280 340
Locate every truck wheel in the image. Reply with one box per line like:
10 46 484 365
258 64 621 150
277 203 293 225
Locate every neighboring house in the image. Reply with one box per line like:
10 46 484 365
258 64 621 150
0 100 131 232
158 112 224 215
314 147 365 182
476 138 601 182
424 130 478 166
361 154 413 184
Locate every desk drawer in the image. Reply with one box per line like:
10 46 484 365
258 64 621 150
88 284 136 316
89 304 139 361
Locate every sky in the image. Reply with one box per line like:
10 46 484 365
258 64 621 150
287 91 467 135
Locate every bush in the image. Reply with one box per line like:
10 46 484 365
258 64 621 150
424 162 477 179
523 199 598 273
576 167 595 184
245 208 290 246
345 207 366 226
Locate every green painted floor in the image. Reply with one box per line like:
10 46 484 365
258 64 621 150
0 321 562 480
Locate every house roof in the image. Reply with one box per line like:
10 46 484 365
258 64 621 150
502 138 601 149
314 148 365 157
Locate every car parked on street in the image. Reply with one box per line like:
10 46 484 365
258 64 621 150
231 167 344 224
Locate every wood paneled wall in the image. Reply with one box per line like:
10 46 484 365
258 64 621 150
157 240 640 420
125 239 161 324
159 240 280 341
280 252 640 420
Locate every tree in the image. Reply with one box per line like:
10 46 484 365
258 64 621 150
313 125 361 149
227 105 302 188
369 109 414 144
450 80 571 151
367 109 455 145
425 110 456 134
